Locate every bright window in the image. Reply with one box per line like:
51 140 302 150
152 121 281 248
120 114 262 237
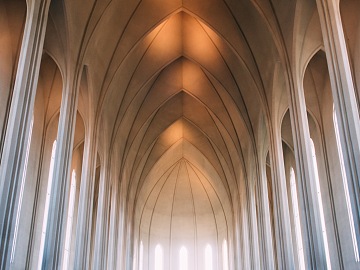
179 246 188 270
38 140 57 270
62 170 77 270
11 116 34 263
205 244 212 270
139 241 143 270
222 239 229 270
155 244 163 270
290 168 306 270
333 108 359 261
310 139 331 270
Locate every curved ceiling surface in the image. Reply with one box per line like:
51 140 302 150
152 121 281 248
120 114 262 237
136 158 230 268
63 0 286 242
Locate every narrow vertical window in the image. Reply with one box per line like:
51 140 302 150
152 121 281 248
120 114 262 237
333 108 359 261
205 244 212 270
155 244 163 270
62 170 77 270
179 246 188 270
222 239 229 270
11 116 34 263
290 168 306 270
139 241 143 270
310 139 331 269
38 140 57 270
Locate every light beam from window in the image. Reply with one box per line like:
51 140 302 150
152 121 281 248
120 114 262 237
37 140 57 270
205 244 212 270
139 241 143 270
155 244 163 270
222 239 229 270
179 246 188 270
62 170 77 270
310 139 332 270
290 168 306 270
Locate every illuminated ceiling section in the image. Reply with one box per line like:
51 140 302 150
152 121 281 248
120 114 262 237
80 1 275 263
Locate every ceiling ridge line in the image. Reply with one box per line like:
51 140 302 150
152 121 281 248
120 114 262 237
168 160 183 268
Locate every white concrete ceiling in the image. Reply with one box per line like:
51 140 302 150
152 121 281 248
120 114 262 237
42 0 327 249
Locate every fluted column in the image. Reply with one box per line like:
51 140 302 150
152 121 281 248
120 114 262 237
288 77 327 268
316 0 360 253
41 72 80 269
240 196 251 270
0 0 51 269
73 129 97 269
108 182 120 269
248 181 261 270
256 164 275 270
115 180 128 269
233 203 243 270
123 213 134 270
92 161 111 269
268 127 295 269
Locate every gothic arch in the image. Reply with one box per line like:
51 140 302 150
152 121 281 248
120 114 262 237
0 0 27 157
339 0 360 109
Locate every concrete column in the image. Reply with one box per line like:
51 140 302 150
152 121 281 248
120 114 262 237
73 130 97 269
0 1 51 269
240 199 251 270
103 185 111 269
288 78 327 268
268 127 295 269
316 0 360 253
124 207 134 270
255 163 275 270
41 74 80 269
92 161 111 269
233 202 243 270
115 182 127 270
248 181 261 270
108 183 119 269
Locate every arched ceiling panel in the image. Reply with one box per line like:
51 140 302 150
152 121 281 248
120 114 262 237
303 50 331 125
97 9 268 136
135 151 232 226
59 0 296 226
37 54 63 126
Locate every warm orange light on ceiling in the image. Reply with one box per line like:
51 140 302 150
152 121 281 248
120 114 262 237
158 119 184 146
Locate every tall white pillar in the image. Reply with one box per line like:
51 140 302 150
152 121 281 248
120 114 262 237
233 202 243 270
288 78 327 268
108 182 120 269
125 209 135 270
41 72 80 269
92 160 111 269
248 180 261 270
255 162 275 270
0 0 51 269
240 197 251 270
268 127 295 269
73 129 98 269
316 0 360 253
115 181 128 270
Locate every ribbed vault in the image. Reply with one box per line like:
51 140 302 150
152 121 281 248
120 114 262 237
90 4 273 269
100 9 266 192
3 0 360 269
67 0 285 269
135 151 231 269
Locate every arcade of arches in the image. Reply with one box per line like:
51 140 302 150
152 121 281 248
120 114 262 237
1 0 360 269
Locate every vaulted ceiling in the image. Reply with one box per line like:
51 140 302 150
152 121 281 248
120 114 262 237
42 0 323 242
75 0 281 192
